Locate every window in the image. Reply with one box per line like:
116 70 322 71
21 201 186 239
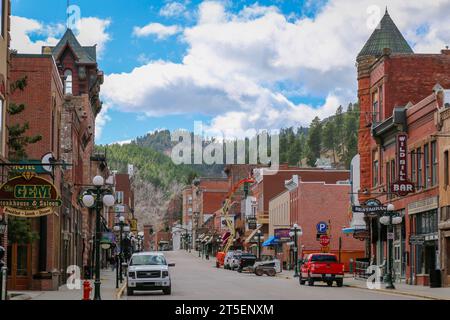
379 85 383 120
445 151 449 187
411 151 416 183
424 144 429 188
372 150 379 187
373 160 379 187
64 69 73 95
417 148 422 189
431 141 437 186
386 161 391 199
390 159 395 183
416 210 438 235
372 90 379 123
116 191 124 204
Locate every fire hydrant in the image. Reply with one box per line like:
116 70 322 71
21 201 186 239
82 280 92 300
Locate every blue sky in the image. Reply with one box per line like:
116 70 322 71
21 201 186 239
10 0 450 144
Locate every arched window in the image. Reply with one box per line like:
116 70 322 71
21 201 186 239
64 69 73 95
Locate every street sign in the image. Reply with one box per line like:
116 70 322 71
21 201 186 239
319 235 330 247
114 205 125 213
316 221 328 234
409 235 425 245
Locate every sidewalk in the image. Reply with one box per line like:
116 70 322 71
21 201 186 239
8 269 123 300
278 269 450 300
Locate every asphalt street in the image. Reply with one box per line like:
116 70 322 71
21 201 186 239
121 250 419 300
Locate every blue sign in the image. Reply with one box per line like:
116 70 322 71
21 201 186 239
316 222 328 234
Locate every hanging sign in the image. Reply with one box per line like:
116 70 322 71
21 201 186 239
391 133 415 196
130 218 138 232
0 173 62 217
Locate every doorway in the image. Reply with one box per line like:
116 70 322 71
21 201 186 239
7 243 32 290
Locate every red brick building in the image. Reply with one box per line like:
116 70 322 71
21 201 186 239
8 54 65 290
357 10 450 286
249 165 350 241
288 178 365 271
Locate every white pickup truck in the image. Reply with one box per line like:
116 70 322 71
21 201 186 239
127 252 175 296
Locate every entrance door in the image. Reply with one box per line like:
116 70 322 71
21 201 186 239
7 243 32 291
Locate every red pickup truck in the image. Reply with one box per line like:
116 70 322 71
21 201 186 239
299 253 344 287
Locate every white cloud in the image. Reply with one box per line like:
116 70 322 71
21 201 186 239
133 23 182 39
103 0 450 137
160 2 188 18
11 16 111 57
95 103 111 141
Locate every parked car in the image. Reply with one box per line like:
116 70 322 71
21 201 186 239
299 253 344 287
224 250 241 270
127 252 175 296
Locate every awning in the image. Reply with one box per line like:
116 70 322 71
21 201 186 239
262 235 279 247
244 225 262 244
342 226 367 234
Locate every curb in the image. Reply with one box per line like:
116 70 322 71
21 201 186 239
344 284 447 300
116 282 127 300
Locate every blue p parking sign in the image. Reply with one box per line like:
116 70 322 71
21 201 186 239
316 221 328 234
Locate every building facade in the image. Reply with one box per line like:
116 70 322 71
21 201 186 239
357 10 450 286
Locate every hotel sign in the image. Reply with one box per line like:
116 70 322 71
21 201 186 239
0 173 62 217
391 133 415 196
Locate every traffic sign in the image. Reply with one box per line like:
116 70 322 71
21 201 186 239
316 221 328 234
319 235 330 247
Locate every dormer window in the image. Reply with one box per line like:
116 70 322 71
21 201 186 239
64 69 73 95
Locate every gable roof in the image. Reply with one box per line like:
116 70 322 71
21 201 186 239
357 10 413 59
44 28 97 64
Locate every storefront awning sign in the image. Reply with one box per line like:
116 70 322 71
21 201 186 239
0 173 62 217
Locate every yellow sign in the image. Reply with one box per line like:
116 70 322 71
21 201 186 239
0 173 61 218
130 218 138 232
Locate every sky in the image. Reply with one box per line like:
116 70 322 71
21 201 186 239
9 0 450 145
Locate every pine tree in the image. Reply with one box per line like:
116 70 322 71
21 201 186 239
7 77 41 245
7 77 42 161
306 116 322 167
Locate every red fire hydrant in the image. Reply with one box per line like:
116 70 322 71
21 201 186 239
82 280 92 301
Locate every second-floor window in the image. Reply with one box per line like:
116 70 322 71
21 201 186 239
417 147 422 189
411 150 416 183
116 191 124 204
373 158 379 187
431 141 437 186
64 69 73 95
424 144 430 188
371 85 383 123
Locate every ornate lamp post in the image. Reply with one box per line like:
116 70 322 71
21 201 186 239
289 224 303 278
81 175 115 301
380 203 402 290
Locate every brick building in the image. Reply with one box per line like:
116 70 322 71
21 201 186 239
357 10 450 286
8 54 65 290
287 177 365 271
248 165 350 243
0 0 10 257
182 177 228 248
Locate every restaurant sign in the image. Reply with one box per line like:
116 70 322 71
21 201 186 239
0 173 62 217
274 228 291 241
391 133 415 196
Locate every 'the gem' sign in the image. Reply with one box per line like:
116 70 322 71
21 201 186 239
391 133 415 197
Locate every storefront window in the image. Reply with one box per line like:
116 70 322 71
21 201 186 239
416 210 438 235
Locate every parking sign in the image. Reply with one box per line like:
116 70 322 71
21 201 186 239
316 221 328 234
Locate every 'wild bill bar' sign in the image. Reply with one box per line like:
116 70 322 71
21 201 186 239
0 173 62 217
391 133 415 196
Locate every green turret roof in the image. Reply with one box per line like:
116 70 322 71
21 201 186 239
357 9 413 59
43 28 97 64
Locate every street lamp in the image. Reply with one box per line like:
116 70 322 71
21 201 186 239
81 175 115 300
380 203 402 290
289 223 303 278
256 230 263 261
197 239 201 257
137 231 144 252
